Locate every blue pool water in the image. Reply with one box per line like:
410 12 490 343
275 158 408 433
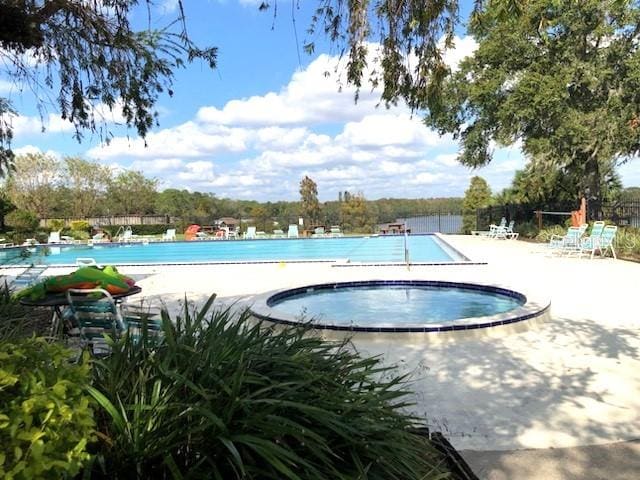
266 281 525 327
0 235 466 266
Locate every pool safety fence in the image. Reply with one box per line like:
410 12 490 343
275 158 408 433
477 200 640 231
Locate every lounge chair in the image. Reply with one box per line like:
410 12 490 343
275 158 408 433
578 225 617 259
329 226 343 237
48 230 61 243
287 225 299 238
272 229 285 238
575 222 605 254
195 231 212 240
256 230 267 239
493 220 518 240
244 226 256 239
162 228 176 241
76 258 98 267
312 227 326 238
549 224 587 254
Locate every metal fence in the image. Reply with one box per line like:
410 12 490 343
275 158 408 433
477 201 640 231
39 215 176 228
395 213 463 234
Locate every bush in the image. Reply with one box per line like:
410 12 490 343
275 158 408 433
5 210 39 234
124 224 177 236
615 227 640 257
70 220 90 232
0 338 95 479
515 220 539 239
70 230 90 240
535 225 566 242
48 219 66 232
86 297 447 479
0 282 51 341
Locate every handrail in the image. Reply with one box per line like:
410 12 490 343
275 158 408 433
403 224 410 269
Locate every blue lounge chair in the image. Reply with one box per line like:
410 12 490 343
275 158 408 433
549 224 587 254
579 225 617 259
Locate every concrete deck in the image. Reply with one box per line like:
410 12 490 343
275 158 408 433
5 235 639 468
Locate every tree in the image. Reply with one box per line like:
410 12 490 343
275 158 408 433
0 1 216 173
5 153 60 218
426 1 640 215
250 205 271 232
341 192 373 233
299 176 321 227
63 157 111 218
462 176 491 234
106 171 158 215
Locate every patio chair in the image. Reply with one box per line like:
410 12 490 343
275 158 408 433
66 288 162 356
195 231 212 240
162 228 176 241
578 225 617 259
287 225 299 238
548 224 587 254
575 222 605 253
272 229 285 238
66 288 127 356
329 226 343 237
48 230 61 243
76 258 98 267
493 220 518 240
312 226 326 237
244 226 257 239
256 230 267 239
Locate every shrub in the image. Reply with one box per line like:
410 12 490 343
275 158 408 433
535 225 566 242
515 220 538 239
5 210 39 234
0 282 51 341
0 338 95 479
48 219 66 232
70 220 90 232
615 227 640 257
86 297 447 479
70 230 90 240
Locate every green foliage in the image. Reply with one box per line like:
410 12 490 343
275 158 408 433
613 227 640 258
63 157 112 219
106 171 158 215
87 298 446 479
514 220 539 239
462 176 492 234
0 338 95 479
0 2 216 174
5 153 60 218
70 230 90 241
426 1 640 207
5 210 39 234
341 191 374 233
48 219 66 232
299 176 321 227
70 220 90 232
0 282 46 341
535 225 568 243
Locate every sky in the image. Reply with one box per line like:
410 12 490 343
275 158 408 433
2 1 639 202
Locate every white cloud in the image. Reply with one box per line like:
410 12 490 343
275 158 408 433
78 36 525 200
11 113 75 136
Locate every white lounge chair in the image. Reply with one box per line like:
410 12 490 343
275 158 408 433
162 228 176 241
48 230 61 243
76 258 98 267
271 229 285 238
244 226 256 239
287 225 299 238
329 226 343 237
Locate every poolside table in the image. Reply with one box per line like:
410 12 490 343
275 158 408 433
20 286 142 337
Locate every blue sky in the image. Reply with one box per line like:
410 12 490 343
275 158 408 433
2 1 639 201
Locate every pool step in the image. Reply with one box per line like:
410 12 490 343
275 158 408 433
12 265 48 288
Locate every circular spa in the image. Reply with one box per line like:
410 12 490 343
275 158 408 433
251 280 550 334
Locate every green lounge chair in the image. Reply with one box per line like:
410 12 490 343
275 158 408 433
549 224 587 254
579 225 617 259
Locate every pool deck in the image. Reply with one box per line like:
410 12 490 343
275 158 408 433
4 235 640 469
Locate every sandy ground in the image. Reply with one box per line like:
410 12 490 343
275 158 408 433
4 235 640 478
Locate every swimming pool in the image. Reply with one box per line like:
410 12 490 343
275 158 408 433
0 234 469 266
251 280 551 333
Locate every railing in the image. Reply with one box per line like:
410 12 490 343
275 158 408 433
40 215 175 228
